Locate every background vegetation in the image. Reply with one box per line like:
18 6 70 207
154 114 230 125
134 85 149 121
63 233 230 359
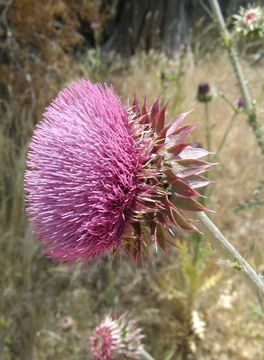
0 0 263 359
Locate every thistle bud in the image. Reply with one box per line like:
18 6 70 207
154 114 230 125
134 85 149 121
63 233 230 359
196 83 212 103
235 96 245 110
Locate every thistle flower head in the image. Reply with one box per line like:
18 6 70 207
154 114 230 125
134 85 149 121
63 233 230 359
233 5 264 38
89 313 145 360
25 79 212 262
196 83 212 103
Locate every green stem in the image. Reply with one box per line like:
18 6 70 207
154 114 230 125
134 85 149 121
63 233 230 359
219 92 240 113
197 212 264 308
193 232 202 265
205 103 211 153
209 0 264 154
205 112 236 202
140 348 155 360
190 232 203 309
215 113 237 159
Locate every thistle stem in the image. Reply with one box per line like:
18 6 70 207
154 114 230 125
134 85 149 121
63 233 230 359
197 212 264 307
209 0 264 154
140 348 155 360
193 232 202 265
215 113 237 159
205 113 237 199
205 103 211 153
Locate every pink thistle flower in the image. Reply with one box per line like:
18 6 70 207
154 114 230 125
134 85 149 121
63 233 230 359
89 313 145 360
25 79 212 261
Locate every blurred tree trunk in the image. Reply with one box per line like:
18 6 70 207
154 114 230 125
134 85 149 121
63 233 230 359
101 0 252 57
103 0 190 56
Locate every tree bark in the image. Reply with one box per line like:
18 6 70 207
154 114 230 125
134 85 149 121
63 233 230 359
101 0 252 57
103 0 190 56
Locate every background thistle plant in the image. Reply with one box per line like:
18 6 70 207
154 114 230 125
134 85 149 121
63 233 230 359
209 0 264 154
233 4 264 38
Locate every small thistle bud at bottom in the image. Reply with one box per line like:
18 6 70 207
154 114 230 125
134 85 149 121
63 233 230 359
89 314 145 360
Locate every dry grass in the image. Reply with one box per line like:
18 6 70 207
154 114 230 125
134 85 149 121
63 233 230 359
1 49 264 360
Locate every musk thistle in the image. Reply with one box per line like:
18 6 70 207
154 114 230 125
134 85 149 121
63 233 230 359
25 79 212 262
89 313 145 360
233 5 264 38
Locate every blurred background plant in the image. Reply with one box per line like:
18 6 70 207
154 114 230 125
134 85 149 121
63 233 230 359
233 4 264 39
1 0 264 359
